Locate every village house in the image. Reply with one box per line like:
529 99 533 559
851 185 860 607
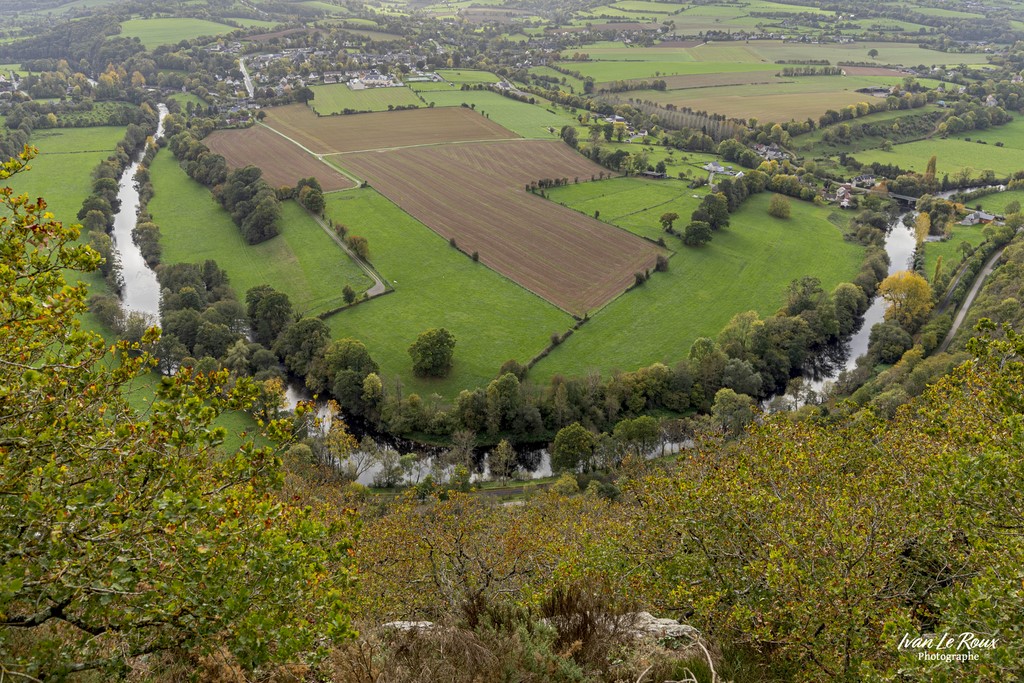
959 210 996 226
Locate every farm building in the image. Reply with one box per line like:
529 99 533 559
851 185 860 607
959 210 996 226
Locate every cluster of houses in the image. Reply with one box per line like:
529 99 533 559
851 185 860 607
752 142 789 161
599 114 649 141
0 72 18 98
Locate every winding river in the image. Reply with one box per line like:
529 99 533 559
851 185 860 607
803 211 918 390
110 103 169 321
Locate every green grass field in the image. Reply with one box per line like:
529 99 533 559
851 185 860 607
167 92 208 109
923 224 987 285
322 189 571 399
419 90 577 138
5 126 127 335
309 83 422 114
564 40 991 75
119 18 238 47
852 137 1024 179
7 126 126 226
951 116 1024 151
531 192 865 380
973 188 1024 215
435 69 501 84
528 65 586 93
547 177 708 241
794 106 940 152
149 152 372 316
564 58 777 83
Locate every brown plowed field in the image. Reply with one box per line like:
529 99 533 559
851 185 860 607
204 126 356 191
339 140 662 314
263 105 517 154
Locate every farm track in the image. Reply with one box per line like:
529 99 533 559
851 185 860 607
206 125 357 191
938 245 1007 353
253 122 362 189
308 211 388 298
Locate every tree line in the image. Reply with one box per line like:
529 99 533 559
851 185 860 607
165 116 281 245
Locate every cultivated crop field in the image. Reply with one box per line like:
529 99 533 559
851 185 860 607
337 140 663 314
149 153 372 315
308 83 423 114
531 193 865 380
627 76 907 122
263 104 516 154
204 126 356 191
119 18 235 47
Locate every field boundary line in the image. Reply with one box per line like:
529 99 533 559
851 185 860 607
324 136 529 156
255 121 363 188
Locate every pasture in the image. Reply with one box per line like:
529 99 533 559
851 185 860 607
566 58 777 84
419 90 579 139
974 188 1024 215
7 126 126 224
262 104 516 154
531 192 865 381
565 41 991 82
308 83 422 114
323 190 571 399
205 125 356 191
951 116 1024 151
547 177 709 241
119 18 236 47
149 152 372 316
852 138 1024 179
435 69 501 84
5 126 127 331
337 140 662 315
923 224 988 285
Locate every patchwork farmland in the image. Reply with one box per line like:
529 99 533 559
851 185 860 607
204 126 356 191
338 139 663 314
262 104 516 154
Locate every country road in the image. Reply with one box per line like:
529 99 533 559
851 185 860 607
938 246 1006 353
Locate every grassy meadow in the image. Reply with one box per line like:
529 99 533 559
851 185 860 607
7 126 125 223
923 224 988 285
119 18 237 47
547 177 709 241
322 189 571 399
531 192 865 381
973 188 1024 215
853 138 1024 179
418 90 578 138
149 152 372 316
309 83 423 114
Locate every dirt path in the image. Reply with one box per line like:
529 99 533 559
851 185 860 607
938 246 1006 353
310 211 388 298
255 121 362 189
